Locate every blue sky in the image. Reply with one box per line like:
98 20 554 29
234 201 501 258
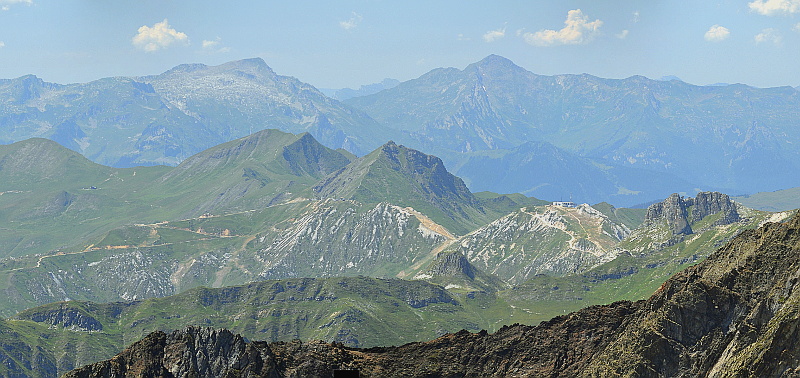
1 0 799 89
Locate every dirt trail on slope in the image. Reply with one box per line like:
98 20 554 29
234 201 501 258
395 207 457 279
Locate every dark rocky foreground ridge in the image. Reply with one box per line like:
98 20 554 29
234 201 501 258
66 212 800 377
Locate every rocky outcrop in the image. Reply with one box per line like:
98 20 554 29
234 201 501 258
690 191 740 225
422 251 478 279
21 304 103 332
67 212 800 377
645 192 740 235
65 327 279 378
414 250 506 292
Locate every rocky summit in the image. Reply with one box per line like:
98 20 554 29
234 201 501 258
66 212 800 377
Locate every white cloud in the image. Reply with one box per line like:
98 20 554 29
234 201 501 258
457 33 470 41
616 30 629 39
633 11 640 23
794 22 800 32
132 19 189 52
522 9 603 46
748 0 800 15
1 0 32 11
755 28 783 45
0 41 5 48
339 12 363 30
483 27 506 42
202 37 230 53
704 25 730 42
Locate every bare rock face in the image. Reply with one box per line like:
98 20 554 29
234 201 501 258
67 212 800 377
65 327 280 378
690 191 740 225
646 193 693 235
24 305 103 332
645 192 740 235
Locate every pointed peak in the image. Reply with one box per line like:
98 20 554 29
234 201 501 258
380 140 399 150
479 54 515 65
472 54 522 71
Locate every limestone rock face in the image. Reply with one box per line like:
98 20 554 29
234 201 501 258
65 327 279 378
645 191 740 235
24 305 103 332
690 191 740 225
646 193 693 235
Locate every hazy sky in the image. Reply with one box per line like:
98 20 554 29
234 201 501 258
1 0 799 89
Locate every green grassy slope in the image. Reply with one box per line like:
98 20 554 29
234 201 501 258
734 187 800 212
5 276 519 377
312 141 502 235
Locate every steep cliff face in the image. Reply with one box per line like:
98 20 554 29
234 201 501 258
67 212 800 377
645 191 740 235
65 327 279 378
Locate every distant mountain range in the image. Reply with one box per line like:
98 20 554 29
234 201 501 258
0 59 389 167
345 54 800 203
3 55 800 205
319 78 401 101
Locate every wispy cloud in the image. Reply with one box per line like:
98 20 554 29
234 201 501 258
202 37 230 53
616 30 629 39
132 19 189 52
457 33 471 41
483 27 506 42
704 25 730 42
748 0 800 15
522 9 603 46
755 28 783 45
339 12 363 30
0 0 32 11
632 11 640 23
794 22 800 32
0 41 5 48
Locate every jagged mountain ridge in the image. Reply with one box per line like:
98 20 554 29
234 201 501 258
0 58 388 167
313 141 497 235
64 212 800 377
